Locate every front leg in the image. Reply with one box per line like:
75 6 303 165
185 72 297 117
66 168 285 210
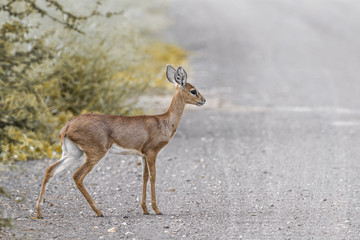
145 153 162 215
141 157 149 214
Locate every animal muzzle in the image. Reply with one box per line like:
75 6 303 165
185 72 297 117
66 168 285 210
197 98 206 106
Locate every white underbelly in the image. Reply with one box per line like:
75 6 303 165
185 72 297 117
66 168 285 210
110 144 144 157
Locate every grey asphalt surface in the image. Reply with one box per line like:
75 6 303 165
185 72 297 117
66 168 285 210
2 0 360 239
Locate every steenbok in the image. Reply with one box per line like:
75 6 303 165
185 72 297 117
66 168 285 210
36 65 206 218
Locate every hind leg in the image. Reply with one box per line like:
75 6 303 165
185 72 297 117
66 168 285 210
73 160 103 217
36 159 63 218
73 150 108 217
36 137 83 219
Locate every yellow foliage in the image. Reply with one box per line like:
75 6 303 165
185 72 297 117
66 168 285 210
112 42 187 90
145 42 188 88
0 40 188 163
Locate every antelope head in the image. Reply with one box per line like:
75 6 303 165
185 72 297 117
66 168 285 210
166 65 206 106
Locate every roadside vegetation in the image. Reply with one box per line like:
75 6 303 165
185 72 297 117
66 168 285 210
0 0 187 164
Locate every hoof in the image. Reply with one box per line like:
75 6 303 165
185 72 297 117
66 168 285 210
143 212 149 215
37 216 44 219
156 212 163 215
97 214 104 217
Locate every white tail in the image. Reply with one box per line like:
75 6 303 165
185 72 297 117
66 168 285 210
36 65 206 218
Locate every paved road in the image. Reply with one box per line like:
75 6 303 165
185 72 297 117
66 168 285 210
2 0 360 239
166 0 360 238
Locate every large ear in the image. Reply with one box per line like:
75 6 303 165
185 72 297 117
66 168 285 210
175 66 187 87
166 64 177 85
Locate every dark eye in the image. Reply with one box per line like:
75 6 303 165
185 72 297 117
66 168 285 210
190 89 197 95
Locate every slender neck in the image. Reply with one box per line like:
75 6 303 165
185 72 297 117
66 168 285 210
165 88 186 129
